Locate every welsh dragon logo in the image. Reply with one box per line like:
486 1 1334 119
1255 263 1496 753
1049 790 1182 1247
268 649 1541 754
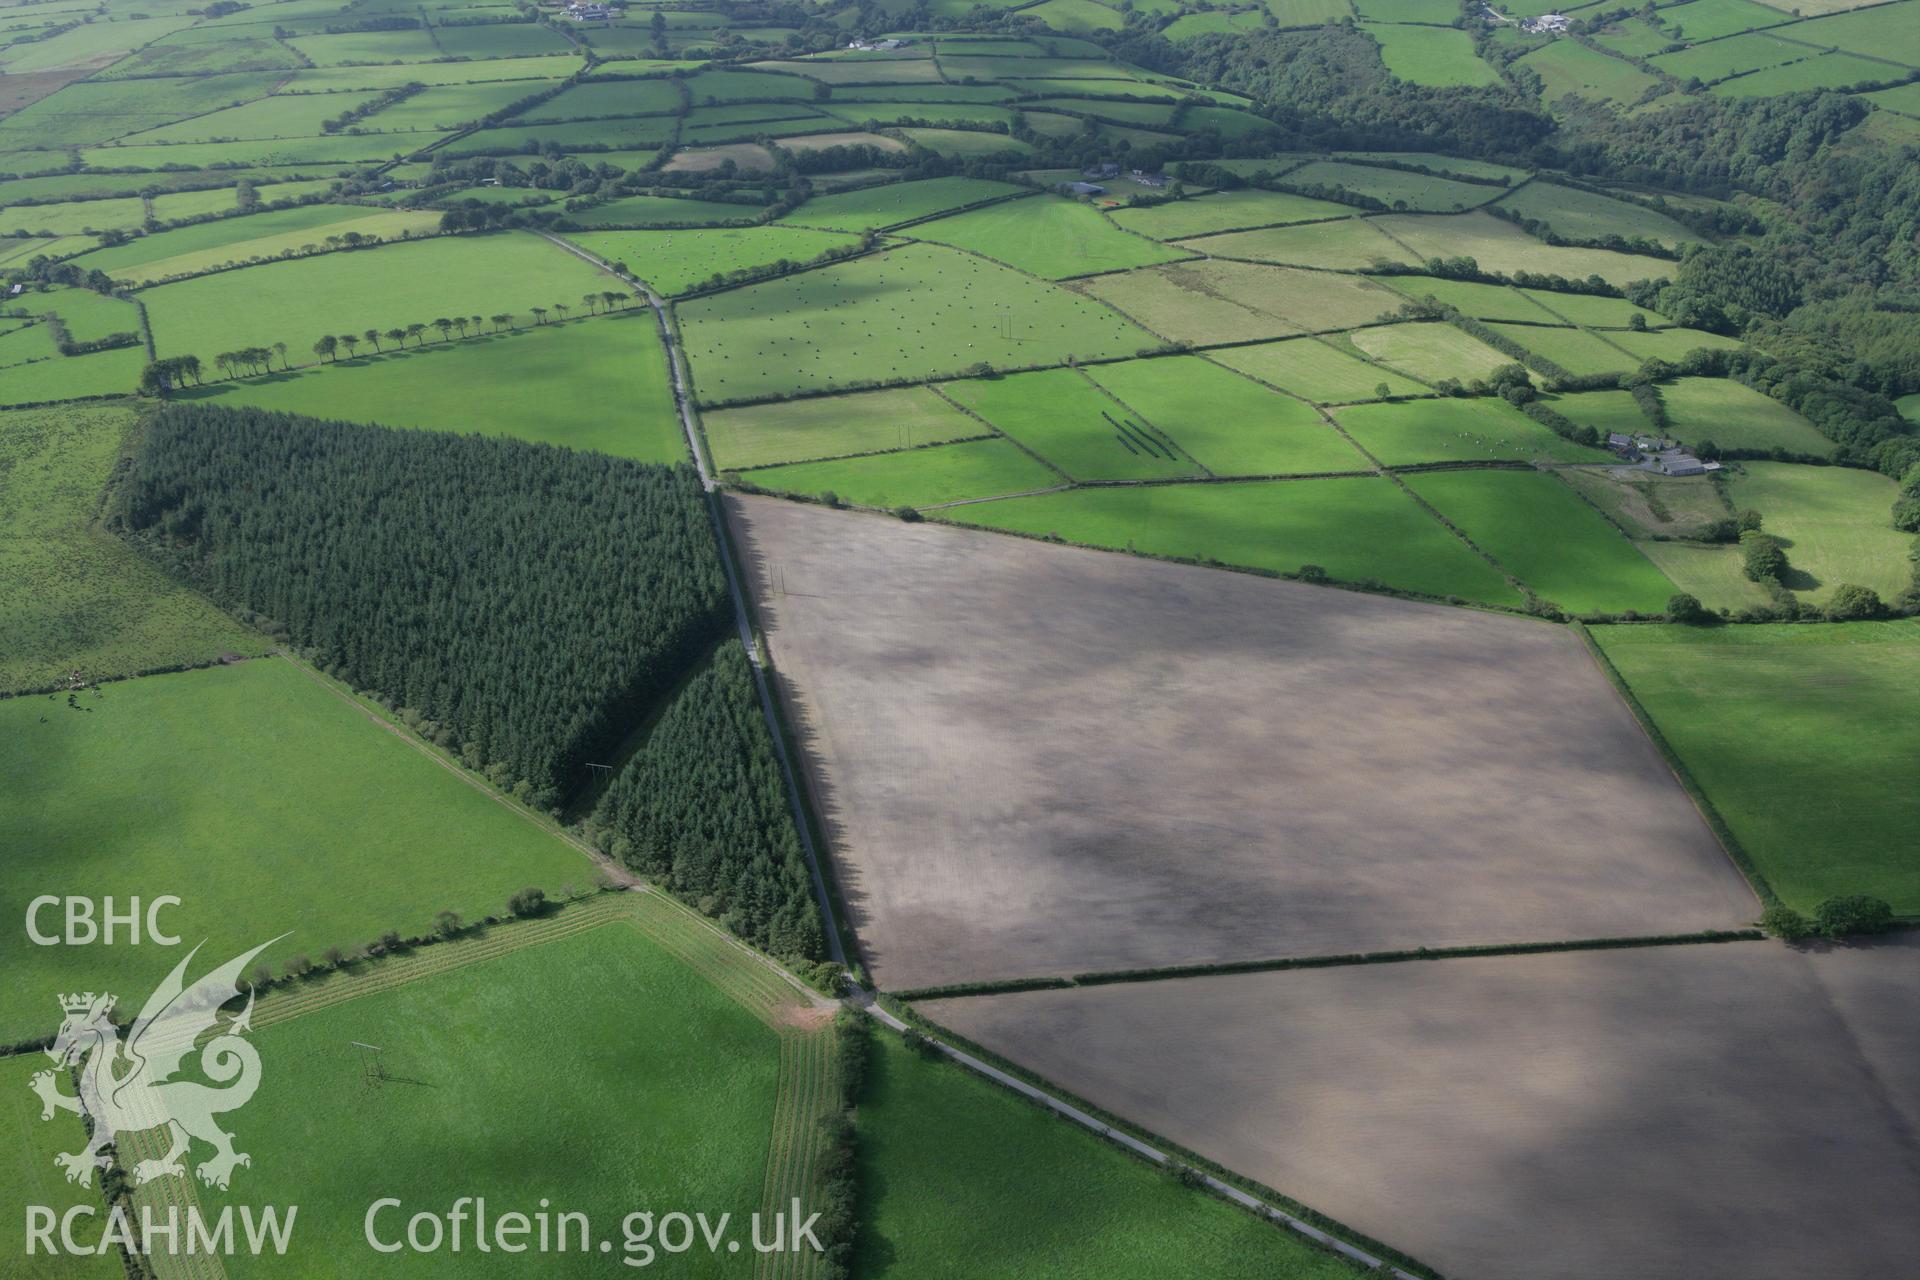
32 939 280 1191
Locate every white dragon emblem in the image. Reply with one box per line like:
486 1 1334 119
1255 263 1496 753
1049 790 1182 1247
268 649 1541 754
32 938 280 1191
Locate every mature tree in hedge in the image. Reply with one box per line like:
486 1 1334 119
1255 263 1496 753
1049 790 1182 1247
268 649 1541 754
1814 895 1894 939
1741 531 1786 584
1666 593 1710 625
1825 583 1885 621
114 404 730 808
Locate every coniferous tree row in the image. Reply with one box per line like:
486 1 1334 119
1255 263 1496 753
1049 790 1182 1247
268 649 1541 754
590 643 825 962
115 404 731 808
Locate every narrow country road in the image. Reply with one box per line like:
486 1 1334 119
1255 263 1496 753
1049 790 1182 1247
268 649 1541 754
538 232 845 967
541 235 1422 1278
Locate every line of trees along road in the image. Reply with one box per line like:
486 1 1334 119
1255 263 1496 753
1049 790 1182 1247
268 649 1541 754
113 404 731 809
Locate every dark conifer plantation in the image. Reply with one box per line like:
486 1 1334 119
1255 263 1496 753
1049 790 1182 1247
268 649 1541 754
591 643 825 961
116 404 730 808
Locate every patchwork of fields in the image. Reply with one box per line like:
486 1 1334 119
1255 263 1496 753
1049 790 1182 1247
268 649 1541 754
3 8 1915 1280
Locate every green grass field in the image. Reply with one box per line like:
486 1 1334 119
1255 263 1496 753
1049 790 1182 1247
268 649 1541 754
823 100 1020 130
194 920 778 1277
1211 337 1427 403
951 476 1523 604
1652 30 1809 83
1109 189 1355 240
1022 97 1183 127
1595 621 1920 912
1084 355 1368 475
1518 38 1664 112
562 194 764 228
0 345 147 405
1712 51 1891 97
1022 0 1127 31
1550 388 1655 437
895 127 1035 158
1518 289 1667 328
17 286 142 345
360 78 566 131
1347 322 1515 383
142 231 615 371
685 66 819 102
1661 377 1836 457
740 437 1061 507
1073 259 1405 345
1335 397 1610 465
125 90 386 144
447 117 673 156
1493 182 1701 249
1284 159 1499 211
678 242 1154 402
857 1030 1363 1279
1486 323 1637 375
1655 0 1795 40
1380 276 1563 323
1406 469 1679 613
184 313 685 462
1729 462 1913 605
1361 23 1501 88
286 28 444 64
0 658 593 1043
1261 0 1359 22
1784 2 1920 63
0 1057 121 1279
1353 0 1457 20
1334 151 1528 182
0 402 263 693
705 385 987 470
1637 539 1773 611
0 70 285 147
521 78 687 121
1164 9 1267 35
941 368 1201 481
1373 211 1677 286
84 131 441 170
1180 218 1406 271
907 195 1191 279
283 56 584 91
1609 327 1746 363
1 195 149 235
565 225 861 296
1595 17 1676 56
70 205 441 285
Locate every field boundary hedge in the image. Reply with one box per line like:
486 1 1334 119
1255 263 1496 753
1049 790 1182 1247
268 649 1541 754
1576 625 1779 906
889 928 1766 1000
873 999 1440 1280
925 500 1541 618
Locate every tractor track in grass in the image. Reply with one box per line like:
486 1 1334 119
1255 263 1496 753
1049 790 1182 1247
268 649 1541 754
125 1109 228 1280
233 888 838 1280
